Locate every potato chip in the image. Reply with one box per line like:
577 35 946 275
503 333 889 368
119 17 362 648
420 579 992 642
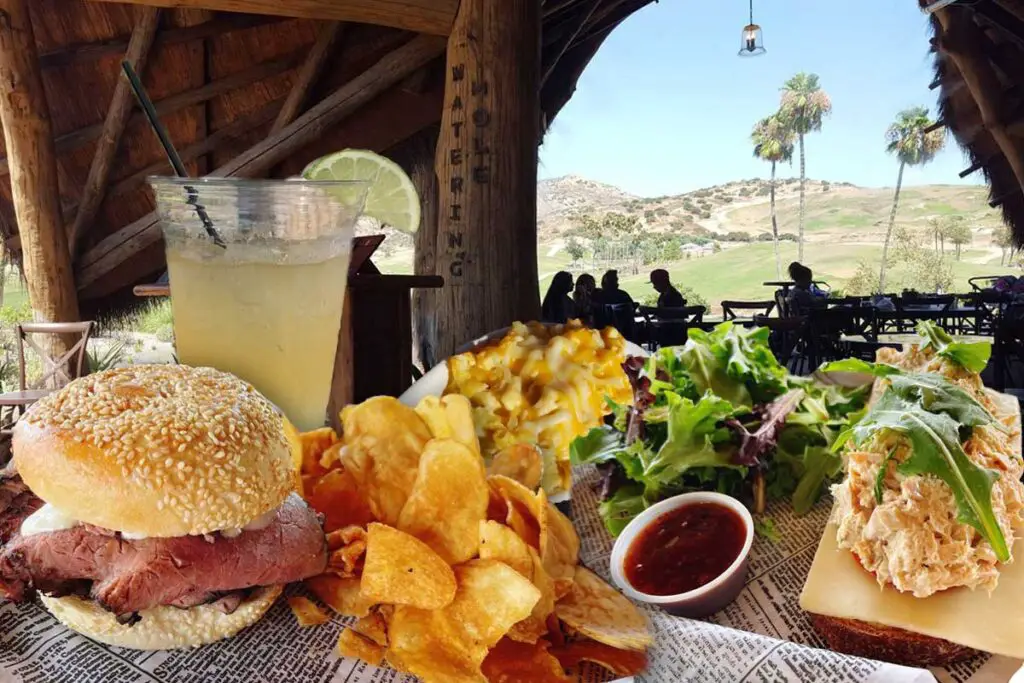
488 443 542 490
549 640 648 677
298 426 339 478
286 596 331 627
397 439 488 565
488 476 542 549
338 628 385 667
282 416 305 491
385 606 487 682
360 523 457 610
326 525 367 551
327 540 366 578
538 492 579 598
507 548 556 644
341 397 432 525
305 575 373 618
353 609 389 647
447 560 542 650
479 520 533 577
415 394 480 454
481 638 571 683
307 468 375 533
553 567 652 651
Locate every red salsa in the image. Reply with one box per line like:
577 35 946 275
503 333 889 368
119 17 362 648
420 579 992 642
624 502 746 596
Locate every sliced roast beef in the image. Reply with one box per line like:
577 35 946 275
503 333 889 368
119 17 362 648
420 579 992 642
0 466 43 546
1 493 327 615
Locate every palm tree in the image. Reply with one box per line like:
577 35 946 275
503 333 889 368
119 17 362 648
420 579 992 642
879 106 946 291
751 114 795 278
779 73 832 261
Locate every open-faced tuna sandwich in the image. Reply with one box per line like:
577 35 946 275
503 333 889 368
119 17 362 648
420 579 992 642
801 323 1024 666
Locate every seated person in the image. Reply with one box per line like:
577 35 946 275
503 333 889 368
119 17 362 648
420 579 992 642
541 271 574 324
597 270 636 308
786 262 826 317
650 269 687 309
572 273 597 326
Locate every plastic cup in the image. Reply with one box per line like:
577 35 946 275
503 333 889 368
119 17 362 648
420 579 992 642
150 177 369 431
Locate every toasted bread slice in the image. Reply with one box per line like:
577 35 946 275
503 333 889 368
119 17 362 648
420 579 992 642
809 614 978 667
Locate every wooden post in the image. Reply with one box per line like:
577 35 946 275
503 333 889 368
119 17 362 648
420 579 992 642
0 0 81 351
434 0 541 358
406 125 440 369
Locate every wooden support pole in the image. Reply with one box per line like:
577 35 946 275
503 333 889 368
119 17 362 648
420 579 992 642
406 126 440 369
0 0 81 345
69 7 161 256
434 0 541 358
77 34 445 292
272 21 343 133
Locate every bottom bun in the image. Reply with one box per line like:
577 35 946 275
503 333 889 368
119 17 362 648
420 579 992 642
41 585 283 650
809 614 978 667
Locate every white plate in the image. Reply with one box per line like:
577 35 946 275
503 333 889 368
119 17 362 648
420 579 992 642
398 326 648 503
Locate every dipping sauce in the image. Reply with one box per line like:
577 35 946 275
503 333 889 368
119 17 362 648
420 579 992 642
624 502 746 596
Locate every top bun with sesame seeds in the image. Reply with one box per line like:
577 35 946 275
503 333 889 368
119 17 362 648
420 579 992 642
12 364 296 538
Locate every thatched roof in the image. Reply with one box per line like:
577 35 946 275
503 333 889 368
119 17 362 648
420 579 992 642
926 0 1024 243
0 0 653 318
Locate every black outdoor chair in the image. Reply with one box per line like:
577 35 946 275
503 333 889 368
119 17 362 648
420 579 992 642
596 303 638 343
639 305 705 350
721 300 775 326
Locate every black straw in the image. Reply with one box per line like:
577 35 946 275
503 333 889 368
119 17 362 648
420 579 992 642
121 60 225 248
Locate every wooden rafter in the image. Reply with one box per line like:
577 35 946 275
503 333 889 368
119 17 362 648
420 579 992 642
0 49 306 175
76 34 446 293
936 7 1024 206
972 0 1024 50
271 21 343 133
86 0 458 36
542 0 600 86
38 14 285 68
68 7 162 257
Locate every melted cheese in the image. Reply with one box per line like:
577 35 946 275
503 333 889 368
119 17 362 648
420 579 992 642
799 520 1024 659
21 503 280 540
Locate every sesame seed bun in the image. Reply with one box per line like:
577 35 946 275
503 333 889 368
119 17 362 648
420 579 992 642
40 586 283 650
12 364 295 537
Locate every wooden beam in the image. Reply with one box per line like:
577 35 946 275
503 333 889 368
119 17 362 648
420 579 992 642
77 34 446 293
87 0 458 36
936 8 1024 211
972 0 1024 50
434 0 541 358
542 0 599 86
38 14 284 68
69 7 162 257
406 126 440 369
0 49 305 175
271 21 343 133
0 0 81 342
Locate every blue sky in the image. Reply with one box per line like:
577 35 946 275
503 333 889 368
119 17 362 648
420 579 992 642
538 0 976 197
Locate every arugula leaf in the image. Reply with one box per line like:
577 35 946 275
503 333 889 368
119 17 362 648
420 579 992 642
792 446 843 515
917 321 991 373
840 391 1009 561
727 390 804 466
679 337 751 406
820 358 902 377
887 373 1007 432
874 447 897 504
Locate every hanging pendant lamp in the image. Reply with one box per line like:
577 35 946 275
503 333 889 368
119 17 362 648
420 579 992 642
738 0 766 57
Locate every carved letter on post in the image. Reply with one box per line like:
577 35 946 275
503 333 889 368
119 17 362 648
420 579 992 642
434 0 541 358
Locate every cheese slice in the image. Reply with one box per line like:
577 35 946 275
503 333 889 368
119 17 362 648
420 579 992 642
800 521 1024 659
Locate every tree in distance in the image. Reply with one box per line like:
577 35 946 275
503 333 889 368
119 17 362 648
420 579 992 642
751 112 795 278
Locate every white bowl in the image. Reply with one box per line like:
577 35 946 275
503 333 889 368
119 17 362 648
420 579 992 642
610 491 754 618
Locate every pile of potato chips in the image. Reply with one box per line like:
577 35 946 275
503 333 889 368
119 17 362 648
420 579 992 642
445 320 633 498
289 394 652 682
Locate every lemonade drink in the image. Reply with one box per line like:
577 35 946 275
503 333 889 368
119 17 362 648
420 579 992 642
151 178 367 430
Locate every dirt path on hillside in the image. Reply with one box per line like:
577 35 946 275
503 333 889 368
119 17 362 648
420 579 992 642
695 196 769 234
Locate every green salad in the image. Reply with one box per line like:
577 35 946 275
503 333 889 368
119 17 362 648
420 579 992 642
571 322 870 536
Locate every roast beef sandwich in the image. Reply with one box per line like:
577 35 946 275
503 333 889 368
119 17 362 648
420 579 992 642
0 364 328 649
801 331 1024 667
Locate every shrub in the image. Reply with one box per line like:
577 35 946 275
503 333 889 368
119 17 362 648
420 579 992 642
720 231 752 242
821 181 831 192
778 233 798 242
756 232 774 242
756 186 771 196
700 211 711 220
